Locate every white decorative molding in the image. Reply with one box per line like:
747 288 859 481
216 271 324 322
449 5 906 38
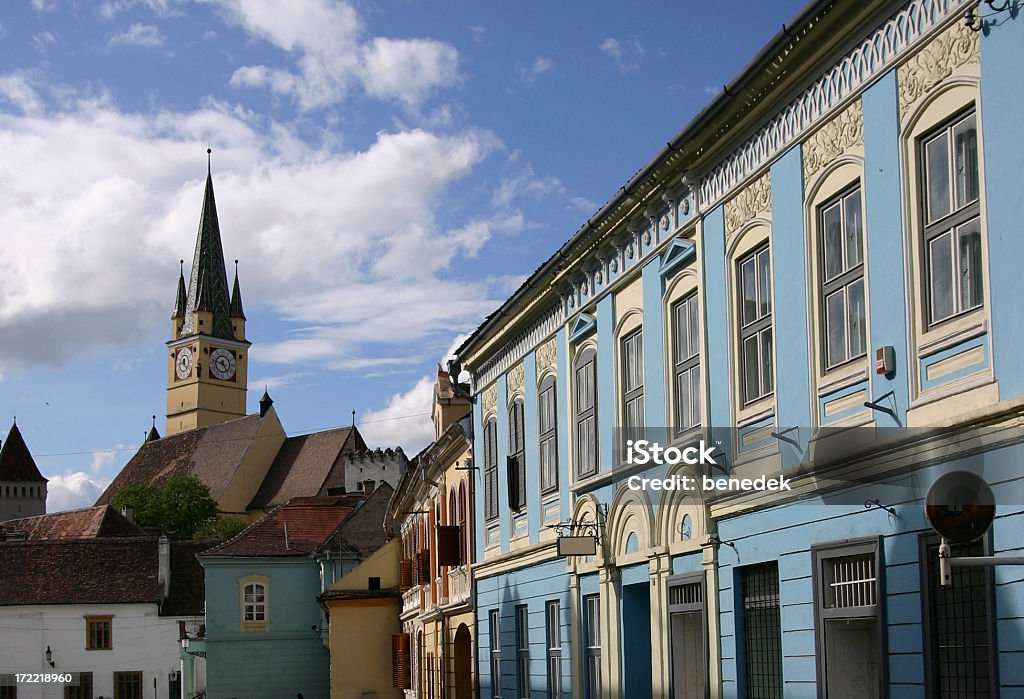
473 303 564 392
897 18 979 114
700 0 969 211
507 362 525 398
536 337 557 377
724 171 771 240
482 384 497 418
803 99 864 181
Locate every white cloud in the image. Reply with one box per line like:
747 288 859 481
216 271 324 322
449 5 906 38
217 0 461 109
45 472 110 513
31 0 59 12
358 376 434 453
89 449 118 475
516 57 555 84
108 23 165 48
599 37 644 74
0 75 503 374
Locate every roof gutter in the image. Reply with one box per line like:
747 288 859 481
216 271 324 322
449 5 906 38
456 0 835 362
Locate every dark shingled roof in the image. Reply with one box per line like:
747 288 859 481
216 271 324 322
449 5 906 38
162 540 211 616
247 427 363 510
0 538 161 606
0 423 46 483
3 505 145 540
95 413 264 507
201 495 364 558
181 169 234 340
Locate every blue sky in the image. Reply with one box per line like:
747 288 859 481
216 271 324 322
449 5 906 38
0 0 806 511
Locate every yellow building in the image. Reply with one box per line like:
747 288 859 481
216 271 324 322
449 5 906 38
321 538 404 699
390 366 475 699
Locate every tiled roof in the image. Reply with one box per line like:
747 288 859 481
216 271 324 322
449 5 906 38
319 587 400 602
95 413 264 507
318 482 393 559
0 538 161 606
181 170 235 340
162 540 211 616
0 423 46 483
201 495 365 558
2 505 145 540
247 427 361 510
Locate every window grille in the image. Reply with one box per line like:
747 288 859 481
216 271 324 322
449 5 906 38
669 581 703 607
825 553 876 608
741 563 783 698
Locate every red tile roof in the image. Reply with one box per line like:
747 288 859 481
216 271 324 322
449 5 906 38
0 423 46 483
95 414 264 507
201 495 365 558
247 427 362 510
3 505 145 540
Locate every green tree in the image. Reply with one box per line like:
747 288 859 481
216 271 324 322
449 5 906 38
194 515 250 541
111 475 220 540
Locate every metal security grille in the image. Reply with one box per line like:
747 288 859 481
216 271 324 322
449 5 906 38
925 539 995 697
826 554 876 608
742 563 783 698
669 581 703 607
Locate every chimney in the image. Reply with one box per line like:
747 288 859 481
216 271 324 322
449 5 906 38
283 521 290 550
121 505 134 523
158 535 171 600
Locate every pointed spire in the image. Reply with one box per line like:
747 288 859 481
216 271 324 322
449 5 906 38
146 415 160 442
171 259 187 319
229 259 246 319
259 388 274 417
181 150 234 339
0 421 46 483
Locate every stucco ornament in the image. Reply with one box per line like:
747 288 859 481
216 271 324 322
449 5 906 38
507 362 525 398
482 384 497 418
724 171 772 240
898 19 979 114
536 338 557 377
803 99 864 180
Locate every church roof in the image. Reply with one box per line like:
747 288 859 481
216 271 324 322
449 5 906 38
200 495 364 558
229 263 245 319
0 422 46 484
94 413 265 508
2 505 145 540
247 426 364 511
180 166 235 340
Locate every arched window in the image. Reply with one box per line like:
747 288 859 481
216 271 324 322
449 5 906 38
508 399 526 510
574 348 598 478
243 582 266 622
483 418 499 520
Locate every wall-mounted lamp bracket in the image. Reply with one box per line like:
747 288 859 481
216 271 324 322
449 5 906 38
864 391 898 420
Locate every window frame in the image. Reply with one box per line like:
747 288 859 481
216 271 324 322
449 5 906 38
737 244 774 406
818 183 868 371
920 108 983 328
85 615 112 650
739 562 783 698
583 594 601 699
811 538 886 697
515 604 531 699
239 574 270 632
538 375 559 494
112 671 142 699
65 672 93 699
671 292 702 435
508 398 527 512
545 600 563 699
667 573 708 699
574 348 598 479
489 609 502 699
620 327 645 444
483 418 499 522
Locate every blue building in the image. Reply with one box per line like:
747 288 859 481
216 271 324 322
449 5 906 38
454 0 1024 697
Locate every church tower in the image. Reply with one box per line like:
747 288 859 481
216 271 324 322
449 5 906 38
166 152 250 436
0 421 47 521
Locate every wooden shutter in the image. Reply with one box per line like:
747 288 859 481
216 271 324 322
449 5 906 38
392 633 411 688
417 550 431 583
507 454 519 510
437 525 462 567
399 558 413 591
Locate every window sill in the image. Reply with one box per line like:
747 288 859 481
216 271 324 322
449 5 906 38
736 401 775 429
918 315 987 357
817 363 869 396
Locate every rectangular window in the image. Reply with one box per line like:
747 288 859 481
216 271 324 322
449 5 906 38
0 683 15 699
741 563 783 698
515 605 530 699
923 111 983 325
820 186 867 369
672 294 701 434
738 246 774 405
546 601 562 699
813 541 883 698
66 673 93 699
489 609 502 699
538 378 559 493
621 329 645 443
85 616 112 650
243 582 266 622
921 536 997 697
574 350 598 478
584 595 601 699
113 672 142 699
508 401 526 511
484 420 499 521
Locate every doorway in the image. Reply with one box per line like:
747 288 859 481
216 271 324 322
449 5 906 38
453 623 472 699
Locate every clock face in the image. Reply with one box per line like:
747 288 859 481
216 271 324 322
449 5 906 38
175 347 193 380
210 348 237 380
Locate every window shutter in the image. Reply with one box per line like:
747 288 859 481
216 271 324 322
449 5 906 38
417 550 431 584
507 454 519 510
392 633 411 688
517 452 527 508
436 525 462 567
399 559 413 591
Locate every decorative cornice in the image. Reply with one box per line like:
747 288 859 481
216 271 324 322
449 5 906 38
700 0 968 212
724 171 771 240
472 303 564 393
897 18 979 114
802 99 864 181
481 384 497 418
507 363 525 399
536 337 557 378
